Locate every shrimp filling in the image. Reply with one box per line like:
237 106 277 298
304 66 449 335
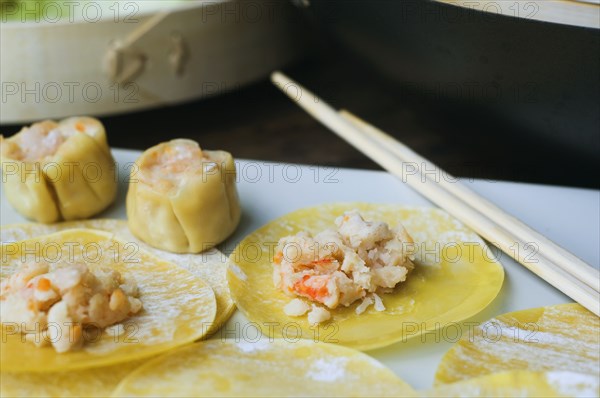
273 210 415 324
0 262 142 353
139 140 215 192
3 120 91 162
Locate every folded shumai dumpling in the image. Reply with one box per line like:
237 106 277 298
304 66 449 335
127 139 241 253
0 117 117 223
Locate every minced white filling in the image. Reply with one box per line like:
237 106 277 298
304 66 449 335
284 298 310 317
0 261 142 353
307 305 331 325
139 140 214 192
274 210 414 324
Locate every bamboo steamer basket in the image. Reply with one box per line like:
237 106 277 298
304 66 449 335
0 0 305 123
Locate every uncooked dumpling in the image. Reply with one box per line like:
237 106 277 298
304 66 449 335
434 303 600 384
112 339 414 397
227 203 504 351
0 117 117 223
127 139 241 253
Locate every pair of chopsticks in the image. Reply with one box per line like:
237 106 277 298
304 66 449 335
271 71 600 316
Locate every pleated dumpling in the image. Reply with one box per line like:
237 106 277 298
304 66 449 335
0 117 117 223
127 139 241 253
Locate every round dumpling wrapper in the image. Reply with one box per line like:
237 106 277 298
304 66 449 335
0 229 216 372
423 370 599 397
112 339 414 397
434 303 600 384
227 203 504 351
0 359 146 398
0 219 234 335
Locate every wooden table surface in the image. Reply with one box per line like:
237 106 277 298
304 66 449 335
3 47 597 189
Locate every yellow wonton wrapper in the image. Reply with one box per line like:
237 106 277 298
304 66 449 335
127 139 241 253
227 203 504 351
0 229 216 372
1 359 146 398
434 303 600 385
112 339 414 397
0 117 117 223
0 220 235 335
423 370 599 397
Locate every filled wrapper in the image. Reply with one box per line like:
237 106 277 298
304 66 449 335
0 117 117 223
127 139 241 253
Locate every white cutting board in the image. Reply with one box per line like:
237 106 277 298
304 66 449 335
1 148 598 390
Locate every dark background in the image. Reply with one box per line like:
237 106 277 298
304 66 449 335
101 45 600 189
3 24 598 189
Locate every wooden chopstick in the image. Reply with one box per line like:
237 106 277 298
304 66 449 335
271 71 600 316
339 110 600 293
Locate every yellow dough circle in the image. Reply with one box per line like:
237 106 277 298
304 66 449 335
434 303 600 384
423 370 599 397
1 360 145 398
0 229 217 372
227 203 504 351
0 220 235 335
111 339 414 397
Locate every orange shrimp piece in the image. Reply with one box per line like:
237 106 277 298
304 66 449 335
293 275 330 302
310 258 334 267
37 278 51 291
273 251 283 265
167 163 187 173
